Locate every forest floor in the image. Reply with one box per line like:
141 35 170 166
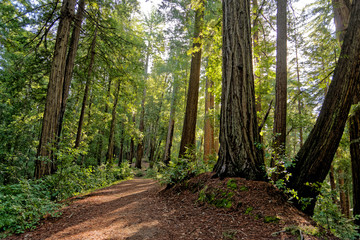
7 165 339 240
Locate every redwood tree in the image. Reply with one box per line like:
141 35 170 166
287 0 360 215
178 0 204 158
35 0 76 179
271 0 287 173
213 0 266 180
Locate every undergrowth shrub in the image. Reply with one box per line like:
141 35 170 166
0 179 60 238
159 149 216 185
313 185 360 240
0 161 133 238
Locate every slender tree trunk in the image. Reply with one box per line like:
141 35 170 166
74 27 98 149
294 27 303 148
135 42 151 169
271 0 287 174
118 137 124 166
252 0 261 119
214 102 220 154
129 113 136 164
204 78 215 162
178 0 204 158
213 0 266 180
35 0 76 179
338 167 350 217
329 164 338 204
57 0 85 139
106 81 121 165
135 88 146 169
163 81 178 165
287 1 360 215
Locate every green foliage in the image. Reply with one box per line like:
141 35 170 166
0 162 133 238
244 206 253 215
313 185 360 240
159 149 214 185
226 179 237 190
263 216 280 223
0 179 60 238
197 186 234 209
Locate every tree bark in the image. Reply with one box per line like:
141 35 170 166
338 167 350 217
329 164 338 204
106 81 121 165
35 0 76 179
350 108 360 225
286 1 360 215
57 0 85 139
178 0 204 158
129 113 136 164
204 78 215 162
74 27 98 149
135 88 146 169
271 0 287 173
333 0 351 42
163 82 178 165
213 0 266 180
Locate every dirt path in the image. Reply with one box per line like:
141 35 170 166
9 178 168 240
7 173 338 240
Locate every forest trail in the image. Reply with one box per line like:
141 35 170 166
9 177 169 240
7 172 339 240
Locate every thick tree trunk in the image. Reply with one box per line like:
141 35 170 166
74 28 97 149
204 78 215 162
163 83 178 165
271 0 287 172
57 0 85 139
35 0 76 179
350 108 360 226
106 81 121 165
178 0 204 158
213 0 266 180
287 1 360 215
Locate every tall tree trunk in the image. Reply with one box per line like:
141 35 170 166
178 0 204 158
135 88 146 169
204 78 215 162
163 82 178 165
252 0 261 119
57 0 85 139
350 108 360 226
338 167 350 217
329 164 338 204
118 137 124 166
333 0 360 228
135 41 151 169
35 0 76 179
106 81 121 165
74 27 98 149
271 0 287 174
129 113 136 164
287 1 360 215
293 20 303 148
213 0 266 180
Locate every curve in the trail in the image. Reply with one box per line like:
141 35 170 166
9 178 168 240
